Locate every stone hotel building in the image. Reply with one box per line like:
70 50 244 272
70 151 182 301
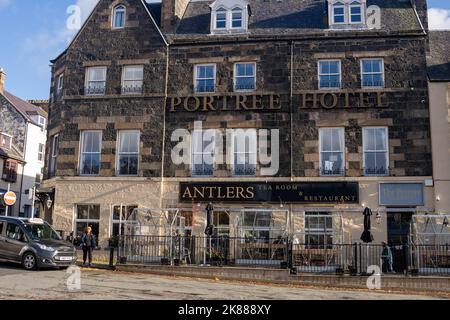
42 0 434 250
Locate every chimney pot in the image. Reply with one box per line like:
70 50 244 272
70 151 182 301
0 68 6 94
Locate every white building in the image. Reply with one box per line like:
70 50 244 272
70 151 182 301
0 68 48 217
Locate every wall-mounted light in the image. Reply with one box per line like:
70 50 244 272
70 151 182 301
46 197 53 209
436 196 441 202
376 212 381 225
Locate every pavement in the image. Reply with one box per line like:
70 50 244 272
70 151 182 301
0 262 448 300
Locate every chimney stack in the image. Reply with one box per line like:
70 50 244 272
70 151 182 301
411 0 428 31
161 0 190 32
0 68 6 94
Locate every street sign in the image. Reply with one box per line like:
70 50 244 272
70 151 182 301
4 191 17 206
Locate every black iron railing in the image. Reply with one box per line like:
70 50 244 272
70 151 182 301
117 235 450 275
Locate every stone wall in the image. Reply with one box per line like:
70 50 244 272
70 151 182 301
45 0 167 179
0 94 27 153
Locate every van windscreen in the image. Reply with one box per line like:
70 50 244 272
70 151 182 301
23 222 61 240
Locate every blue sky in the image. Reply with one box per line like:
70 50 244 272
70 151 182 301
0 0 449 100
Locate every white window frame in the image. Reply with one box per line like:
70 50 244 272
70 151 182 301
38 116 46 132
319 127 345 176
363 127 389 176
231 129 257 177
194 64 216 93
305 212 334 248
74 204 100 240
85 66 107 96
234 62 256 92
56 74 63 96
191 129 215 177
38 143 44 162
231 7 243 29
210 3 248 34
360 58 385 88
0 133 12 149
215 7 227 30
110 204 138 237
79 130 102 176
50 134 59 176
349 2 363 24
112 5 126 29
121 65 144 95
116 130 140 176
318 60 342 90
332 3 346 24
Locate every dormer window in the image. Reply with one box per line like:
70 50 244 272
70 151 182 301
332 3 345 24
328 0 366 29
231 7 243 28
210 0 249 34
349 2 363 23
215 8 227 29
113 5 126 29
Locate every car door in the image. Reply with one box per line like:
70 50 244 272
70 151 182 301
3 223 27 262
0 220 6 259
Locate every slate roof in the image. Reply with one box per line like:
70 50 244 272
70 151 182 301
0 146 25 163
2 91 48 124
163 0 422 39
427 31 450 82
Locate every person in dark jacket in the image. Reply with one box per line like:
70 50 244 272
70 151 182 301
81 226 96 266
381 241 393 273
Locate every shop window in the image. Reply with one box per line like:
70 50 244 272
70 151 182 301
363 127 388 176
2 159 17 182
305 212 333 248
75 204 100 244
80 131 102 176
113 5 126 29
319 128 345 176
194 64 216 93
49 134 59 177
111 205 137 237
361 58 384 88
122 65 143 94
318 60 341 89
213 212 230 236
232 129 257 176
85 66 107 95
192 129 214 176
117 130 140 176
234 62 256 91
241 211 272 239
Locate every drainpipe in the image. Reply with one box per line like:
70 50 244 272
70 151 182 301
158 43 170 214
289 40 294 238
17 123 29 216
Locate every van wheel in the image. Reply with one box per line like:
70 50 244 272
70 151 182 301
22 252 37 270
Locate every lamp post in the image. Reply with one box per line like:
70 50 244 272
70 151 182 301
204 202 214 265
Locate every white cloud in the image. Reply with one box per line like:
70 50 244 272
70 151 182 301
428 8 450 30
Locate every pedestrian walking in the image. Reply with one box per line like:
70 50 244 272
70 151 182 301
81 226 96 266
381 241 393 273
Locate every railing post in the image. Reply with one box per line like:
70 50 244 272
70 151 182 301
404 244 409 276
109 246 115 270
352 242 358 276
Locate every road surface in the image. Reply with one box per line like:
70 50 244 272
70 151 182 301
0 262 447 300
